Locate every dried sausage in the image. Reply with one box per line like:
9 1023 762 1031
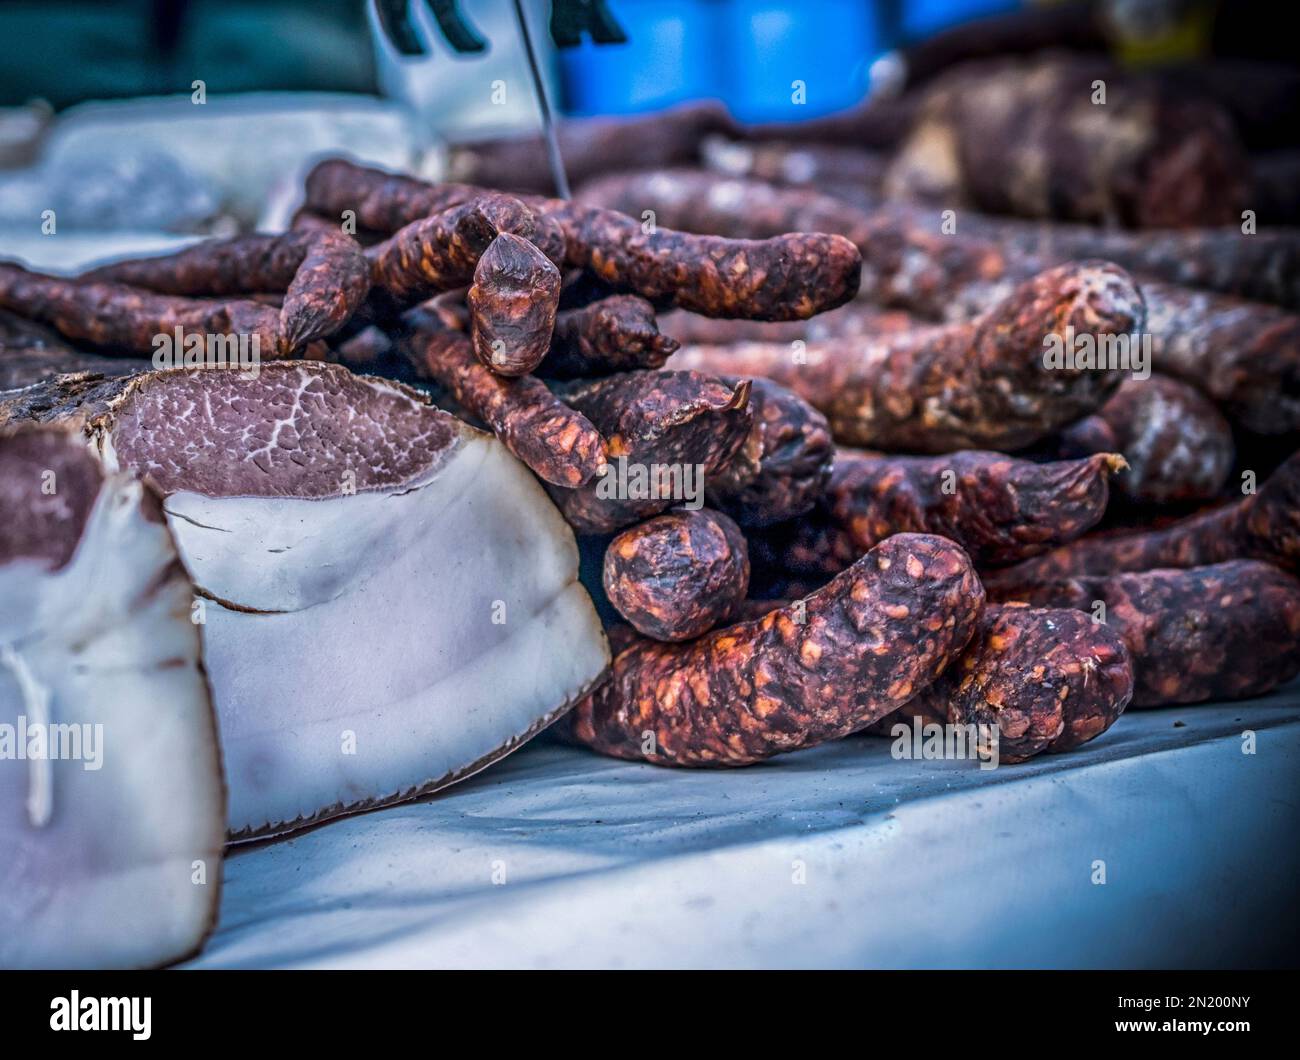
1055 375 1234 504
0 263 289 359
751 449 1123 578
467 233 561 377
400 312 605 488
539 294 678 379
603 508 749 641
547 370 753 534
984 451 1300 586
305 159 862 321
885 56 1250 228
673 261 1143 452
366 193 544 307
81 230 370 350
992 561 1300 706
705 376 834 527
563 533 983 766
876 604 1133 763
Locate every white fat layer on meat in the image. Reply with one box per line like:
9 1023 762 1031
154 429 607 838
0 471 224 969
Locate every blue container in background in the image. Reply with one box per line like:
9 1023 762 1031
900 0 1021 41
558 0 727 116
722 0 881 122
557 0 1025 119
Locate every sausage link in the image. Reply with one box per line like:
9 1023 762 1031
885 56 1250 228
992 561 1300 706
603 508 749 641
448 101 735 195
366 193 541 306
673 261 1143 452
986 451 1300 588
305 159 862 321
752 448 1122 580
547 370 753 534
467 233 561 377
0 263 288 359
962 210 1300 311
1055 375 1234 504
81 230 370 350
657 303 922 346
875 604 1133 763
705 376 834 527
1142 281 1300 436
546 196 862 320
539 295 679 379
564 533 984 766
399 313 605 488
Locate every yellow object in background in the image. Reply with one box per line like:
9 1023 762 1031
1102 0 1217 65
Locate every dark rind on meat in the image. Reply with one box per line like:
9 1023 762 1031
0 310 149 389
0 350 148 391
993 561 1300 707
0 422 105 571
0 371 136 433
603 508 749 642
563 533 984 766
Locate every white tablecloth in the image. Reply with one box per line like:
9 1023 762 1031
188 688 1300 969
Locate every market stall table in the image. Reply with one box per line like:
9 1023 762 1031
189 687 1300 969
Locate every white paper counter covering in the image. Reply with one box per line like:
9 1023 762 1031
189 689 1300 969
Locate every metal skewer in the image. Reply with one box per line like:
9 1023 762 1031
510 0 571 199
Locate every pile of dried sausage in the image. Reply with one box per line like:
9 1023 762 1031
4 76 1297 779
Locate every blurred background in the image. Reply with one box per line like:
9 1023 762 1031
3 0 1295 121
2 0 1297 265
